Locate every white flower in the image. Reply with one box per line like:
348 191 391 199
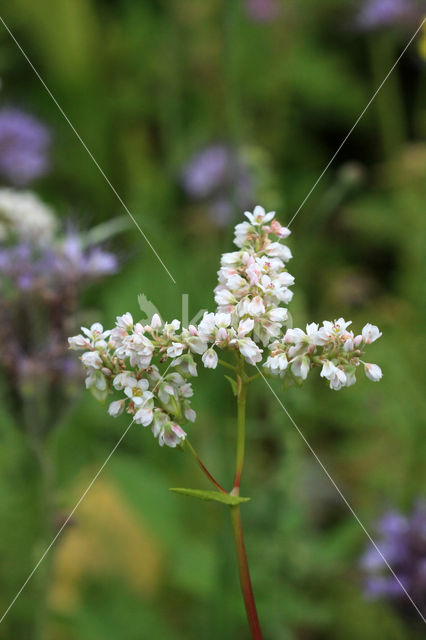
116 312 133 330
343 337 354 352
158 382 176 405
68 334 90 350
85 370 107 391
178 381 193 398
134 405 154 426
124 377 152 405
171 355 198 377
113 371 134 390
362 324 382 344
320 360 347 390
315 318 352 345
167 342 185 358
238 338 263 365
227 273 247 291
291 355 310 380
115 329 154 368
215 312 231 327
244 205 275 226
150 313 162 330
265 242 292 262
215 327 229 343
159 423 187 448
81 323 111 345
198 312 217 340
108 400 125 417
234 221 252 248
202 348 218 369
81 351 103 369
186 335 208 355
364 363 383 382
85 370 108 402
285 328 305 343
268 307 288 323
0 188 57 243
221 251 242 266
305 322 319 341
344 369 357 387
214 287 236 307
162 319 180 337
265 352 288 374
258 274 293 304
269 219 291 239
247 296 265 317
184 407 196 422
238 317 254 338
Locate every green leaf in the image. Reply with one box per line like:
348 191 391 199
169 488 250 505
224 375 238 396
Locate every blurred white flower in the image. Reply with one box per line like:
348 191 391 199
362 323 382 344
364 363 383 381
0 188 57 243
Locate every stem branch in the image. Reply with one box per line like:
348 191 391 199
218 358 237 371
185 439 227 494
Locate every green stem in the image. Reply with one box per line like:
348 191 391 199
230 358 264 639
218 358 238 372
247 373 261 383
232 373 247 494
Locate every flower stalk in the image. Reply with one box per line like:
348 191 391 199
185 439 227 494
230 504 263 640
230 356 263 639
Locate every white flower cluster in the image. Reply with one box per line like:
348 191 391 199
212 205 294 361
69 205 383 448
0 188 57 243
264 319 382 390
68 315 202 448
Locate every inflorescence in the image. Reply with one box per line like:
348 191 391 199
69 206 383 448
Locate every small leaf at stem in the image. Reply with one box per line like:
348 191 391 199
224 375 238 396
169 488 250 505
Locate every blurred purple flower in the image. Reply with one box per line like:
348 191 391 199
0 224 118 432
244 0 280 22
361 502 426 618
182 145 230 198
0 108 51 185
181 144 254 227
0 231 117 292
355 0 423 30
54 231 118 280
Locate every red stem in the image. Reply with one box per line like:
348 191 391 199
230 504 263 640
186 440 227 494
194 453 227 494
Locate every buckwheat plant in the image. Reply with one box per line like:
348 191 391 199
70 206 383 639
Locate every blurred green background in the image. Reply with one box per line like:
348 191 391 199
0 1 425 638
